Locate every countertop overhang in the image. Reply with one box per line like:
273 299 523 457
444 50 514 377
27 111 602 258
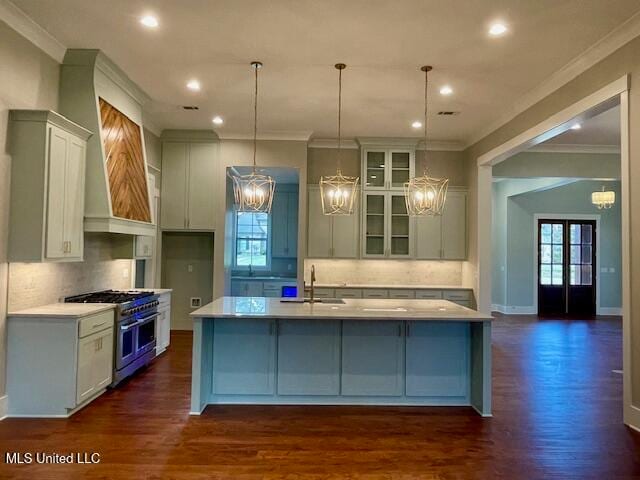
191 297 492 322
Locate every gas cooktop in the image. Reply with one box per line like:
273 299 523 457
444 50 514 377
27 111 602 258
65 289 154 304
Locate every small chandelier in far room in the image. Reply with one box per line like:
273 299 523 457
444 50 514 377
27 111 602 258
591 186 615 209
232 61 276 213
404 66 449 216
319 63 360 215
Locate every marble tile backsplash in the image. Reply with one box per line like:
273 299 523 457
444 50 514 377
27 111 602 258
8 233 133 311
303 259 464 287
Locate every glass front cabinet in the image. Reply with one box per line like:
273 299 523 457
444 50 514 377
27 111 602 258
363 192 414 258
363 148 415 190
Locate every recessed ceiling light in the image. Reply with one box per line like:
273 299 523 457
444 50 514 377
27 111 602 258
439 85 453 96
212 116 224 125
488 22 508 37
570 123 582 130
186 80 201 91
140 15 159 28
411 121 422 129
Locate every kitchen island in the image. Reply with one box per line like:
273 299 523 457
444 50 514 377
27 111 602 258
190 297 493 416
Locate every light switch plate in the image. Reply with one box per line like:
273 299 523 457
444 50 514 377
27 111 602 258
190 297 202 308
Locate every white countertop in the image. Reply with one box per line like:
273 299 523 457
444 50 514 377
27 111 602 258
191 297 492 322
8 303 116 318
131 288 173 294
314 283 473 290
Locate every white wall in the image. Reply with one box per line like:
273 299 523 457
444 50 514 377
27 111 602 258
0 19 60 397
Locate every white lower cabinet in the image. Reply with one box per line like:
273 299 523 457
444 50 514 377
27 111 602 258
77 326 113 405
7 308 115 417
156 292 172 356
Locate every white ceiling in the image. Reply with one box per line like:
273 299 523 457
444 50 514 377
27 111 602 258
11 0 640 143
544 105 620 146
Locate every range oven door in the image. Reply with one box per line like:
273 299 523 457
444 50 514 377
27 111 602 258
117 318 139 370
135 313 158 358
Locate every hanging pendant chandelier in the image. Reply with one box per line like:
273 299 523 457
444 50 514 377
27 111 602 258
404 66 449 216
319 63 360 215
232 61 276 213
591 185 615 209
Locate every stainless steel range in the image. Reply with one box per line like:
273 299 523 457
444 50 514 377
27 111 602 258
65 290 159 386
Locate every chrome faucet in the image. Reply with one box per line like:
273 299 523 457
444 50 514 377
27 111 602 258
309 264 316 303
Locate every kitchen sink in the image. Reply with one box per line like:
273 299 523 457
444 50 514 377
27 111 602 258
280 298 345 304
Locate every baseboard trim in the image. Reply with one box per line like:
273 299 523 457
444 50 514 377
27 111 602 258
625 404 640 431
491 304 536 315
0 395 7 421
599 307 623 316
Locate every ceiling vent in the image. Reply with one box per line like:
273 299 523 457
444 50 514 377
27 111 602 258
438 111 460 116
182 105 199 110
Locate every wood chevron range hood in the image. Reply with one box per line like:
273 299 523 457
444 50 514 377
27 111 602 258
59 49 155 236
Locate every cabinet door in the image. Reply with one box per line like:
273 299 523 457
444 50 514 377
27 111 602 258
363 192 386 257
307 187 332 258
286 192 298 257
342 321 404 396
332 198 359 258
161 142 188 229
93 329 113 391
187 143 217 230
415 215 442 259
64 136 86 259
277 320 340 395
76 334 96 405
363 149 386 189
389 193 412 258
135 236 153 258
271 190 288 257
45 126 68 259
405 322 469 397
212 319 275 395
389 150 413 189
441 191 467 260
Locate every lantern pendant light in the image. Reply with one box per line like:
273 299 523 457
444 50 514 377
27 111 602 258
319 63 360 215
591 185 615 209
404 66 449 216
232 61 276 213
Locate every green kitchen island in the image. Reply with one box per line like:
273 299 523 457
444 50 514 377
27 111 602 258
190 297 493 416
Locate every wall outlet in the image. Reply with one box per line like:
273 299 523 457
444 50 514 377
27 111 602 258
188 264 194 273
190 297 202 308
123 268 129 278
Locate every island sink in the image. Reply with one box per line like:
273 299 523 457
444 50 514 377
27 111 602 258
280 298 346 304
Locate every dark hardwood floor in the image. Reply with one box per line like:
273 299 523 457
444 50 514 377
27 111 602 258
1 315 639 479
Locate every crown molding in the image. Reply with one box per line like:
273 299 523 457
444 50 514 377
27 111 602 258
356 137 420 148
0 0 66 62
466 10 640 148
308 138 359 149
217 131 313 142
528 143 621 154
416 140 466 152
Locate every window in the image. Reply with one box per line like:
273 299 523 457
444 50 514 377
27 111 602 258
235 212 269 268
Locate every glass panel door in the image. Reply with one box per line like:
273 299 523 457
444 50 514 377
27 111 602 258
364 193 385 256
389 194 411 256
538 219 596 316
390 151 411 188
365 151 386 189
538 221 566 316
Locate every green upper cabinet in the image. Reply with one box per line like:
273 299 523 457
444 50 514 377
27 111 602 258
415 189 467 260
8 111 91 263
362 148 415 191
362 191 414 259
271 188 298 258
160 139 218 231
307 186 360 259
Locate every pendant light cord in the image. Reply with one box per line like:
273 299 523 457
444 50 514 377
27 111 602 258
423 67 429 174
337 65 343 174
253 63 259 173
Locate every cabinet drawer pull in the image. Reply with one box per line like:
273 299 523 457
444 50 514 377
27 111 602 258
406 323 411 337
397 324 402 337
92 322 107 329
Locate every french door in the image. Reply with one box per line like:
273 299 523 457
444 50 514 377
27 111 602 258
537 219 596 316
